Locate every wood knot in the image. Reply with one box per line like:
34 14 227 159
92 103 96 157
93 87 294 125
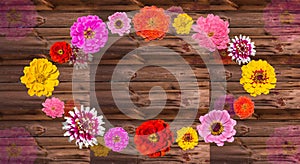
123 125 136 135
27 124 46 136
237 125 250 136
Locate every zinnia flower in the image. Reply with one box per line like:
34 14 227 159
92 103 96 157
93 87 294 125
228 35 256 65
197 110 236 146
176 127 198 151
49 41 72 64
70 15 108 54
69 45 93 70
20 58 59 97
107 12 131 36
133 6 170 41
104 127 129 152
214 94 235 117
42 97 65 118
240 60 277 97
234 96 255 119
62 105 105 149
192 14 230 52
134 120 174 157
172 13 194 34
266 126 300 163
0 0 38 40
263 0 300 41
90 137 111 157
0 127 38 164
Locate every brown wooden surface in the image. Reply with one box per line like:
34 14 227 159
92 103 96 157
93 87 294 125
1 0 300 163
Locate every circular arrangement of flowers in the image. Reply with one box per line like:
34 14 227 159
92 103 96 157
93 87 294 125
62 105 105 149
16 5 280 158
197 110 236 146
134 120 174 157
20 58 60 97
240 60 277 97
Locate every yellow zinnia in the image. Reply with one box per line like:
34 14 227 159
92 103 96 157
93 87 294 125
20 58 59 97
172 13 194 34
240 60 276 97
176 127 198 151
90 137 111 157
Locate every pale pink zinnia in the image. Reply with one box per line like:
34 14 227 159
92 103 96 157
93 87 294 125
42 97 65 118
70 15 108 54
62 105 105 149
197 110 236 146
104 127 129 152
192 14 230 52
107 12 131 36
228 35 256 65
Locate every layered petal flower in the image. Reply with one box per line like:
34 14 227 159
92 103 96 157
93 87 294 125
104 127 129 152
107 12 131 36
42 97 65 118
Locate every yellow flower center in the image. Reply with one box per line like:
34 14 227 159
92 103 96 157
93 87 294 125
208 32 214 37
6 9 21 23
57 49 64 55
148 133 158 143
210 122 224 136
280 11 294 24
51 106 56 110
183 133 193 142
148 18 156 27
113 136 120 143
7 143 21 158
251 69 269 84
84 27 95 39
114 20 123 29
241 103 248 111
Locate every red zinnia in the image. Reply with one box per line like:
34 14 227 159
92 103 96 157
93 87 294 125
50 41 72 63
134 120 174 157
234 96 255 119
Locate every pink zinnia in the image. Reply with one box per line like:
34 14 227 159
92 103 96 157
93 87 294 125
42 97 65 118
197 110 236 146
62 105 105 149
192 14 230 52
104 127 129 152
107 12 131 36
70 15 108 54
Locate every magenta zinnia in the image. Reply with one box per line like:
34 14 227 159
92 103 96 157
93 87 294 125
192 14 230 52
104 127 129 152
70 15 108 54
62 105 105 149
197 110 236 146
228 35 256 65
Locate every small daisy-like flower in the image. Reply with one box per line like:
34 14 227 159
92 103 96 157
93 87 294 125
42 97 65 118
228 35 256 65
197 110 236 146
240 60 277 97
107 12 131 36
176 127 199 151
104 127 129 152
69 45 93 70
234 96 255 119
172 13 194 34
62 105 105 149
90 137 111 157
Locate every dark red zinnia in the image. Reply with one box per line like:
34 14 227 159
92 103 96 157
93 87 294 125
134 120 173 157
50 41 72 63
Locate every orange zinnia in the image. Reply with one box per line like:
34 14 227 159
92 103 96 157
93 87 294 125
234 96 255 119
133 6 170 41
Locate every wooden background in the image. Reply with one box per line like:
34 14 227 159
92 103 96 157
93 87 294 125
1 0 300 163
